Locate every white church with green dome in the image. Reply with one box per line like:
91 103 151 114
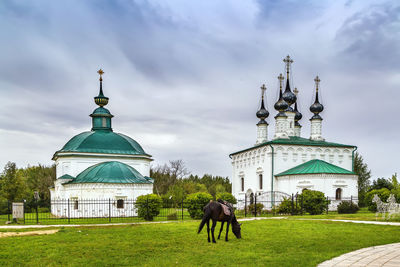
50 70 153 217
230 56 358 210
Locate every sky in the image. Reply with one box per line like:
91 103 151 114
0 0 399 180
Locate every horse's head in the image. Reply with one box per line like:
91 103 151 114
388 194 396 203
232 222 242 239
372 194 380 203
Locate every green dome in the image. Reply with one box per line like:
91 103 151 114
93 107 111 115
55 131 148 156
69 161 153 184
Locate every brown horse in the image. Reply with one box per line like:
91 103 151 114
198 201 241 243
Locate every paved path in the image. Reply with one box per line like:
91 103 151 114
298 218 400 227
318 243 400 267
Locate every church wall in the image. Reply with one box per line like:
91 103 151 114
55 155 151 178
231 144 355 202
50 183 153 218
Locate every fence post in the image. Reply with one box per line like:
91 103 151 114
244 195 247 217
109 198 111 222
181 198 184 221
254 195 257 217
36 199 39 224
291 194 294 216
326 196 329 214
23 200 26 224
7 200 10 222
351 195 353 204
68 199 70 224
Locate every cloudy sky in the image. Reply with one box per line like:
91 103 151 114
1 0 399 180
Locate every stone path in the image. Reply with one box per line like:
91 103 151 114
318 243 400 267
0 229 59 238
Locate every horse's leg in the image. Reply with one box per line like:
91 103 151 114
207 220 211 242
211 220 217 243
225 221 230 242
218 221 224 240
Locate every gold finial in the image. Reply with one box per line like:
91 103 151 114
97 69 104 81
314 76 320 92
283 55 293 78
260 84 267 100
278 73 284 90
294 87 299 96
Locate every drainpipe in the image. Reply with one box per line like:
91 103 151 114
268 144 275 207
351 146 358 172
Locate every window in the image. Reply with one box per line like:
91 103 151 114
241 177 244 192
102 117 107 127
70 198 78 210
336 188 342 200
259 174 263 190
117 199 124 209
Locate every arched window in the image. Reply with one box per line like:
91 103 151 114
259 174 263 190
336 188 342 200
241 177 244 192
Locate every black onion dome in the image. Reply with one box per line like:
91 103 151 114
282 79 297 109
310 91 324 119
274 89 288 117
256 99 269 120
294 102 302 122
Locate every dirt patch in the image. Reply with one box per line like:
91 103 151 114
0 229 59 238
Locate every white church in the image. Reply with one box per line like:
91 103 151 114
230 56 358 209
50 70 153 217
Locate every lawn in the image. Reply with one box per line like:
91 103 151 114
1 219 400 266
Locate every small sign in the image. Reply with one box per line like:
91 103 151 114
12 202 24 219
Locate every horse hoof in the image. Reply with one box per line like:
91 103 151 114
212 241 216 243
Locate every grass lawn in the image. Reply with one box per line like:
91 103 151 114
1 219 400 266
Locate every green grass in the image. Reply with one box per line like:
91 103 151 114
1 219 400 266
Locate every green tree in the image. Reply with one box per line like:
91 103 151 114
370 178 393 191
354 153 371 207
0 162 27 201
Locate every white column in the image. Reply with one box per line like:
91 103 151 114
286 111 295 137
256 123 268 144
310 119 324 141
274 116 289 139
294 125 301 137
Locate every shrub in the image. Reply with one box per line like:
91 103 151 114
365 188 390 212
216 192 237 204
185 192 213 219
277 197 301 215
301 190 329 215
136 194 162 221
337 201 359 214
247 203 264 216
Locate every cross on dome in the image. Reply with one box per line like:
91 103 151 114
97 69 104 81
314 76 321 92
278 73 284 89
283 55 293 78
260 84 267 99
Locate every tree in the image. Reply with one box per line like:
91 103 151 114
151 160 191 195
370 178 393 191
354 152 371 207
0 162 27 201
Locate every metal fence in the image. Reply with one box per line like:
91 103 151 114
0 194 359 224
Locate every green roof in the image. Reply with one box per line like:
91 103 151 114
53 131 149 158
58 174 75 179
230 136 355 156
275 159 355 177
92 107 111 115
68 161 153 184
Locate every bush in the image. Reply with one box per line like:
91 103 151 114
185 192 213 219
337 201 359 214
136 194 162 221
247 203 264 216
301 190 329 215
216 192 237 204
365 188 390 212
277 197 301 215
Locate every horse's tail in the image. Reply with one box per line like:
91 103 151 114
198 205 211 234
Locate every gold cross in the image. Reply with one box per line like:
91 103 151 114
97 69 104 81
278 73 284 90
314 76 320 91
294 87 299 96
283 55 293 76
260 84 267 99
